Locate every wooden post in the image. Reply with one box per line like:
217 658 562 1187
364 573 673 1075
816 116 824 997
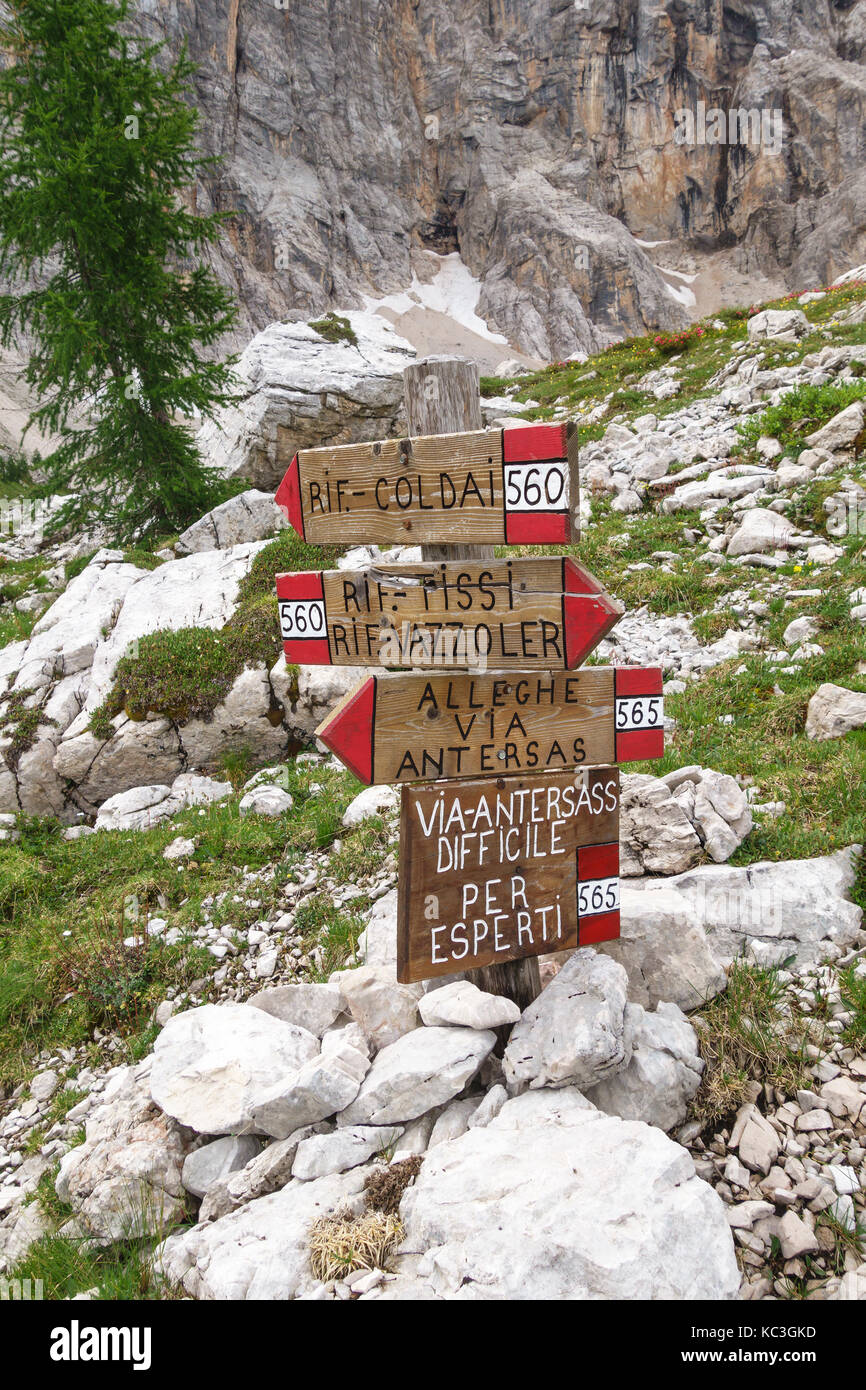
403 354 542 1013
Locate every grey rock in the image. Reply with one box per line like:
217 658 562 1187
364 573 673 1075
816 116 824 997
291 1126 403 1180
156 1168 371 1299
335 966 421 1051
251 1040 371 1138
195 317 415 489
634 847 863 967
584 1002 704 1133
418 981 520 1030
248 983 343 1038
182 1136 262 1200
175 489 287 554
502 949 630 1094
806 684 866 741
598 885 727 1011
392 1089 739 1300
150 1003 320 1135
338 1026 495 1127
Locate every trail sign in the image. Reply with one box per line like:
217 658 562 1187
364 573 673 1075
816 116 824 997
276 557 621 670
316 666 663 784
274 422 578 546
396 766 621 983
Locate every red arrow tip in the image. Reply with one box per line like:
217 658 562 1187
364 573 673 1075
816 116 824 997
316 677 376 784
275 454 305 538
563 587 622 668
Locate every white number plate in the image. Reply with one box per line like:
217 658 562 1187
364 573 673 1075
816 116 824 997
577 876 620 917
615 695 663 731
279 599 327 640
504 461 568 512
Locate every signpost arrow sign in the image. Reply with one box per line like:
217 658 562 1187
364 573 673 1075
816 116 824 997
274 422 579 547
397 767 621 983
276 557 621 671
316 666 664 785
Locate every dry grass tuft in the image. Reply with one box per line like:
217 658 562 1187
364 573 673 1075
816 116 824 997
363 1155 423 1215
308 1208 403 1284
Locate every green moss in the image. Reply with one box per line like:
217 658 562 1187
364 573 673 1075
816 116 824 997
89 524 343 736
121 548 166 571
90 617 275 729
239 528 342 604
0 687 55 770
308 312 358 347
64 551 97 582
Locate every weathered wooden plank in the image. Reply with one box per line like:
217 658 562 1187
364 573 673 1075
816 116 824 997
316 666 664 785
397 767 621 983
276 556 621 670
273 422 579 546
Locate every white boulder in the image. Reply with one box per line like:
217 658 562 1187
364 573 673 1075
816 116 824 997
175 490 287 555
418 981 521 1030
392 1090 739 1300
806 683 866 741
502 949 630 1094
182 1136 262 1200
584 1002 704 1132
194 315 416 489
150 1004 320 1135
338 1026 495 1127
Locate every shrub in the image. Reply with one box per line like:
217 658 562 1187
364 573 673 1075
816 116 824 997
308 312 358 347
653 326 705 355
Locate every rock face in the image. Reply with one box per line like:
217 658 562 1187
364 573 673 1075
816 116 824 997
338 1026 495 1126
195 318 416 489
599 884 728 1011
393 1090 740 1300
55 1058 197 1243
156 1167 371 1300
620 767 752 875
175 489 288 554
129 2 866 360
0 541 299 820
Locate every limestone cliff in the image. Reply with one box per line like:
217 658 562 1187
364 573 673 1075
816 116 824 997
135 0 866 358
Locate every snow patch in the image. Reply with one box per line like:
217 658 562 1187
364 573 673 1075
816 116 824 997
363 252 508 345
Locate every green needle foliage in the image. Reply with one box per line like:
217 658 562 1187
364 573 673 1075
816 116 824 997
0 0 239 542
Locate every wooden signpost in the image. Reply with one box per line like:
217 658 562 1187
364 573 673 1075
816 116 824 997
274 357 665 1005
274 422 579 546
276 557 621 670
315 666 664 785
396 767 621 983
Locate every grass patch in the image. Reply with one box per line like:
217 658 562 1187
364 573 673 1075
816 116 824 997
838 965 866 1050
0 758 367 1086
295 892 367 981
10 1224 183 1300
691 960 812 1125
737 382 866 457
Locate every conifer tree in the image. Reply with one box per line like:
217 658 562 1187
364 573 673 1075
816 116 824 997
0 0 239 542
